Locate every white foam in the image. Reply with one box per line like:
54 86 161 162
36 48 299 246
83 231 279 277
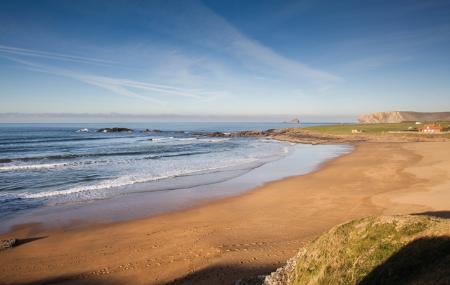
203 138 231 143
22 157 259 199
149 137 174 142
0 162 70 171
148 137 230 144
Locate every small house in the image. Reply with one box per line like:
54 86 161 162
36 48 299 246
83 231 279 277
351 129 363 134
420 124 443 133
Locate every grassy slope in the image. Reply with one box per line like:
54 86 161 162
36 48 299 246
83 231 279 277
301 122 450 134
263 215 450 285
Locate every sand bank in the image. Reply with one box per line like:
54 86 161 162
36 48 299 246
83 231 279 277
1 142 449 284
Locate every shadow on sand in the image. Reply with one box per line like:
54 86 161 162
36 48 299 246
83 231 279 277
8 275 123 285
359 236 450 285
157 263 276 285
413 210 450 219
9 263 276 285
14 236 47 247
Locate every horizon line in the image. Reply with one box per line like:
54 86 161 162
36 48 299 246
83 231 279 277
0 112 357 123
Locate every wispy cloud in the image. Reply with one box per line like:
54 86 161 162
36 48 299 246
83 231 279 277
1 53 219 104
202 4 340 83
230 35 340 82
144 1 340 84
0 44 116 66
0 1 342 114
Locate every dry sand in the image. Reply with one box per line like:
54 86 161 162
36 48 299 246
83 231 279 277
1 142 449 285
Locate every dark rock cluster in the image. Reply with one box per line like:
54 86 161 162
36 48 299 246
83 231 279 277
97 127 133 133
142 129 162 134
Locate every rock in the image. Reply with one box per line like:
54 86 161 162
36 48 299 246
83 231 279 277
282 118 300 124
76 128 89 133
205 129 285 138
97 128 133 133
142 129 162 133
207 132 229 137
0 238 16 250
235 130 265 137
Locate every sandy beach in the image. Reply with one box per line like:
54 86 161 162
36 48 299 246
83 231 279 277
1 142 450 285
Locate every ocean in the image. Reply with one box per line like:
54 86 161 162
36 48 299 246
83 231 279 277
0 122 349 230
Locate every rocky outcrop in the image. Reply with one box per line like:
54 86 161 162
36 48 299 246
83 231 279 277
205 129 284 138
97 127 133 133
207 132 230 137
358 111 450 123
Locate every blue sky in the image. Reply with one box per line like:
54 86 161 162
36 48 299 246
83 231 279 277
1 0 450 122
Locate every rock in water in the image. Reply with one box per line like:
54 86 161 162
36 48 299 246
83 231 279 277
142 129 162 133
97 127 133 133
0 238 16 250
207 132 229 137
283 118 300 124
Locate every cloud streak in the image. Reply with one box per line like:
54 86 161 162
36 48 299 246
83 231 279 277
156 1 341 83
1 54 219 104
0 44 116 66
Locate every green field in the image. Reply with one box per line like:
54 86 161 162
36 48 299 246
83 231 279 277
301 122 450 134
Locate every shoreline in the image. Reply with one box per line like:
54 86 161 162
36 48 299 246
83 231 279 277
1 141 449 284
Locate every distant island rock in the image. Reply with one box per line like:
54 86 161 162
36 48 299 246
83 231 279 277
283 118 300 124
97 127 133 133
358 111 450 123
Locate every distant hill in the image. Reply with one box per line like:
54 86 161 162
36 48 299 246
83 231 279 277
358 111 450 123
238 215 450 285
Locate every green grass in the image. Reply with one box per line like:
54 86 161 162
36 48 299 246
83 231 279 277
263 215 450 285
301 122 450 134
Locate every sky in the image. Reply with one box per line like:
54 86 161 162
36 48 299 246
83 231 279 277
1 0 450 122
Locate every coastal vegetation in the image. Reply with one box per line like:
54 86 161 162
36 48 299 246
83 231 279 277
261 215 450 285
302 122 450 134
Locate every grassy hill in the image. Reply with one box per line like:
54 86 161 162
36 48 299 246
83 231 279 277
258 215 450 285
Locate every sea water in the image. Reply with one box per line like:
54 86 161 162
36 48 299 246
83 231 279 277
0 122 349 231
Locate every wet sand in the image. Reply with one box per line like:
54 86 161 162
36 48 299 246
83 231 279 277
1 142 449 285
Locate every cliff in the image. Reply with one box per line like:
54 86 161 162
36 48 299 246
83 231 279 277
358 111 450 123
